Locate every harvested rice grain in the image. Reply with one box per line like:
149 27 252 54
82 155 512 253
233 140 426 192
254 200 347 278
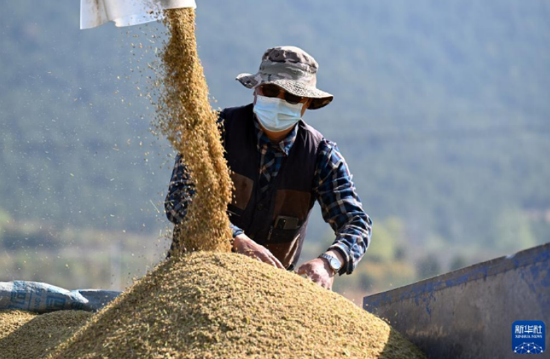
0 310 91 359
0 310 36 341
153 8 233 255
48 253 425 359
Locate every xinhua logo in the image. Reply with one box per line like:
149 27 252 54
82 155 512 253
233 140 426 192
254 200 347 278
512 321 545 355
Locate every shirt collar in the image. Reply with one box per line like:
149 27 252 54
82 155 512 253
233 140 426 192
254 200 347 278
253 118 298 156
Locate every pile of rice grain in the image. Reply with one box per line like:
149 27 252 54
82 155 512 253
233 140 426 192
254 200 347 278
0 310 36 341
47 253 425 359
0 310 91 359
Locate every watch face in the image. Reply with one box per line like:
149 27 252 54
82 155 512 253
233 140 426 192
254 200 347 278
330 257 341 271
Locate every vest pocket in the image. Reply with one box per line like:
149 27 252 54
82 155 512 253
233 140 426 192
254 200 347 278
267 226 301 244
273 190 311 221
230 172 254 210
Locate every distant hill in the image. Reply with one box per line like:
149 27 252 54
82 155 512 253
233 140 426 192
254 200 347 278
1 0 549 253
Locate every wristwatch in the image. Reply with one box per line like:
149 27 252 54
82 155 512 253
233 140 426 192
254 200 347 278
319 253 342 275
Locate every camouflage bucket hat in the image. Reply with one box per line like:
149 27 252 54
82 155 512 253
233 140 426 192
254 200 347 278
236 46 333 110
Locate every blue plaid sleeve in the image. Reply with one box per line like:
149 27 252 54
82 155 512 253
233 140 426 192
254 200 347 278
164 154 195 225
313 140 372 275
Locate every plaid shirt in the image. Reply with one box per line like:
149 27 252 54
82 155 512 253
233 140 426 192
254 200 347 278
165 117 372 275
255 120 297 194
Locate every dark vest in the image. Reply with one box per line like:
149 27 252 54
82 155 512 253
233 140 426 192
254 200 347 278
222 104 324 269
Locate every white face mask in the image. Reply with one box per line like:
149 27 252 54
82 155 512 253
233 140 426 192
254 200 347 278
253 95 304 132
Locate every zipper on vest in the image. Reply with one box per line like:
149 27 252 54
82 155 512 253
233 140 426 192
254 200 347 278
267 225 274 241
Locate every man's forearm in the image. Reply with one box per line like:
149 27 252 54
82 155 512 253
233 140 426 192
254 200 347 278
314 140 372 275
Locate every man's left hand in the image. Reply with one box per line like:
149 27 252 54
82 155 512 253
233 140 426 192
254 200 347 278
296 258 335 290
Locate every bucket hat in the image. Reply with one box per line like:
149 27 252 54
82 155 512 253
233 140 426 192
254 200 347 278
236 46 333 110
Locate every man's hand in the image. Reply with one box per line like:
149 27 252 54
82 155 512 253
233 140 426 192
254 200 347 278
234 233 285 269
296 258 335 290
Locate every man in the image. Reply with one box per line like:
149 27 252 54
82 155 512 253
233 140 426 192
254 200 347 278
165 46 372 290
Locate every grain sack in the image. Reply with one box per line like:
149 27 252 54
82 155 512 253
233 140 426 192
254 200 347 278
0 281 120 314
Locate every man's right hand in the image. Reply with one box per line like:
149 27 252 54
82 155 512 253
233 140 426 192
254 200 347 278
234 233 285 269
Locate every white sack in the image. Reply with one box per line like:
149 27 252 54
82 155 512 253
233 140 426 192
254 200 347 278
80 0 196 29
